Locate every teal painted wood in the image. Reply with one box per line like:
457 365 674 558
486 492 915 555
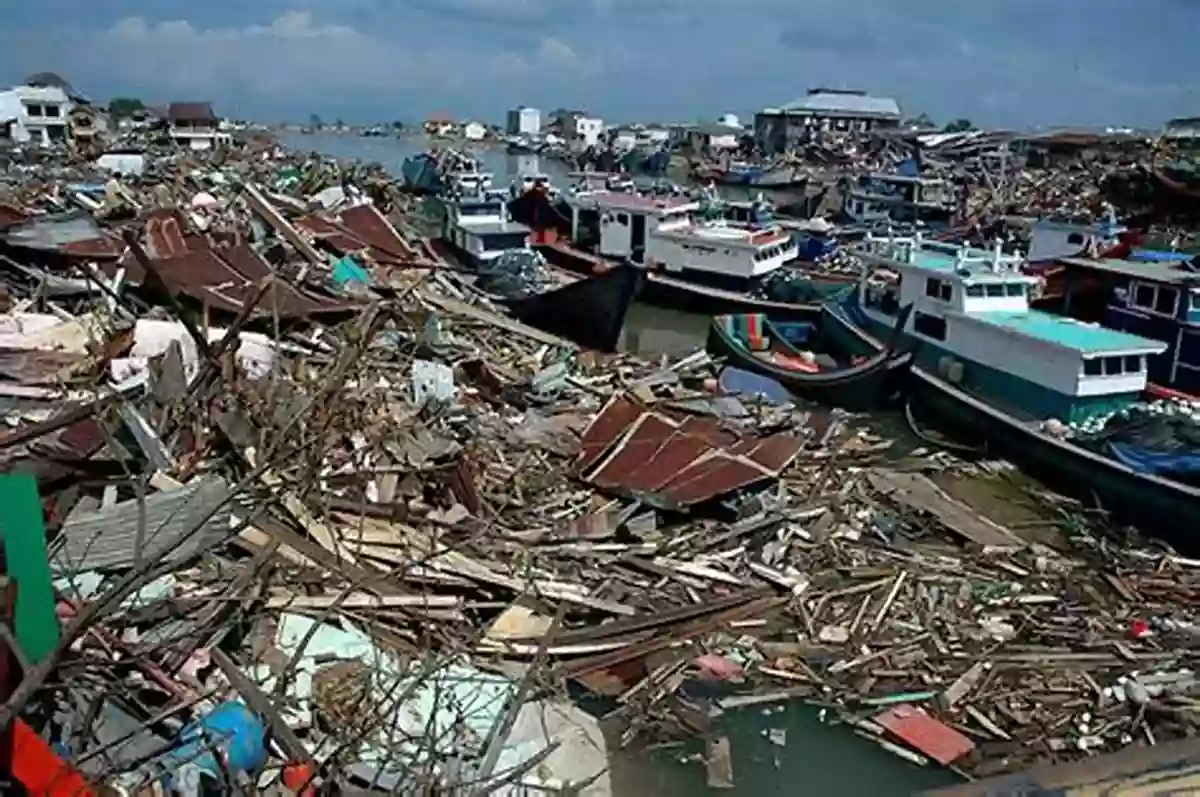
855 311 1136 425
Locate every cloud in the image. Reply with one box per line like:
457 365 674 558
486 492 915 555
0 0 1196 126
44 10 601 113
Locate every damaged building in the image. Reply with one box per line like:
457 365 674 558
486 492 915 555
755 88 902 154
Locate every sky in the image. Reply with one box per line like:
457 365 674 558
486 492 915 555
0 0 1196 129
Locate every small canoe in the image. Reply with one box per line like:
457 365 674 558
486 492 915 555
706 304 914 408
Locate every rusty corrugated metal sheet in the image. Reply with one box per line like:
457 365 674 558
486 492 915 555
145 213 189 259
295 214 365 255
576 395 647 473
339 205 413 259
876 705 975 765
576 394 803 507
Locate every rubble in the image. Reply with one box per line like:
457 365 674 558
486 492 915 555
0 134 1197 795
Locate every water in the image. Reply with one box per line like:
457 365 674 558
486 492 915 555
279 131 580 186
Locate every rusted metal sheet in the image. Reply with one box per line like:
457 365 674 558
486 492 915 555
876 704 975 765
0 203 29 231
576 395 646 473
339 205 413 259
294 214 364 255
576 394 804 507
145 212 188 259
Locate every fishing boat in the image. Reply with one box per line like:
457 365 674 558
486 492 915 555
706 304 914 407
702 161 809 190
520 187 839 319
821 231 1200 537
841 174 958 226
432 190 641 352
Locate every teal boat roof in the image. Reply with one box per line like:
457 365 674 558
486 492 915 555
966 310 1168 354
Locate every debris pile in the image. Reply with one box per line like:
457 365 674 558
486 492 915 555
0 137 1196 795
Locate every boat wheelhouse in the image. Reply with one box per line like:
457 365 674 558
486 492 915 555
562 190 798 292
843 174 956 226
854 232 1166 423
441 191 530 268
446 158 493 195
1043 255 1200 395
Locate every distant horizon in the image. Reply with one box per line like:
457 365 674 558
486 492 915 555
1 3 1196 130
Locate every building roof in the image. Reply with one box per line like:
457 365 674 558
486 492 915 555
24 72 72 91
167 102 217 122
687 122 744 136
772 89 901 119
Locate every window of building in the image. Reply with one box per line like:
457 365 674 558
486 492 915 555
913 312 946 341
1132 283 1156 309
1005 283 1025 297
1103 357 1123 375
24 104 42 117
965 284 984 298
1191 292 1200 311
1124 355 1142 373
43 105 60 118
1083 358 1102 376
985 284 1005 298
1066 232 1085 245
1155 286 1178 316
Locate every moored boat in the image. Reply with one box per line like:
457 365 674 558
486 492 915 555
706 304 914 408
822 231 1200 539
431 190 640 352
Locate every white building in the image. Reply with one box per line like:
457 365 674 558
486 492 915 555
506 106 541 136
167 102 223 150
575 116 603 147
462 120 488 141
0 84 71 146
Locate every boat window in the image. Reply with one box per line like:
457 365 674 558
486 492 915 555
1005 283 1025 297
1103 357 1123 376
939 282 952 301
1155 287 1178 315
965 285 984 298
616 213 629 226
1192 292 1200 311
1083 358 1103 376
1067 233 1085 245
1124 355 1142 373
925 278 941 298
1133 284 1156 309
985 284 1005 298
913 312 946 341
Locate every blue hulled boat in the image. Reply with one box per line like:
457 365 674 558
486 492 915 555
821 231 1200 539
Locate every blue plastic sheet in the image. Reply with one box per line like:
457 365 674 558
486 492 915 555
1109 441 1200 476
718 366 791 406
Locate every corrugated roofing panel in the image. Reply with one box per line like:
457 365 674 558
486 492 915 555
576 395 646 473
339 204 414 259
876 704 975 765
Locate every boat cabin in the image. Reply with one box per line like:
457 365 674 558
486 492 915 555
857 233 1167 423
845 174 956 225
442 192 530 266
1026 216 1124 265
1050 256 1200 394
564 190 798 289
446 159 493 194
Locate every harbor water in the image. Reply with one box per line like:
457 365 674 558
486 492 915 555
283 131 995 796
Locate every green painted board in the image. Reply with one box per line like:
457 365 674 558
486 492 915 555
0 474 59 663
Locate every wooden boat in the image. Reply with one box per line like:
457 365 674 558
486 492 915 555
424 237 641 353
823 275 1200 542
706 304 913 407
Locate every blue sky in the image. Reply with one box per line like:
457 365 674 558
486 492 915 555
0 0 1196 128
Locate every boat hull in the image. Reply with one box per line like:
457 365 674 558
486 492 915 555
501 264 643 353
823 293 1200 542
706 310 913 408
432 236 641 353
536 242 826 321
